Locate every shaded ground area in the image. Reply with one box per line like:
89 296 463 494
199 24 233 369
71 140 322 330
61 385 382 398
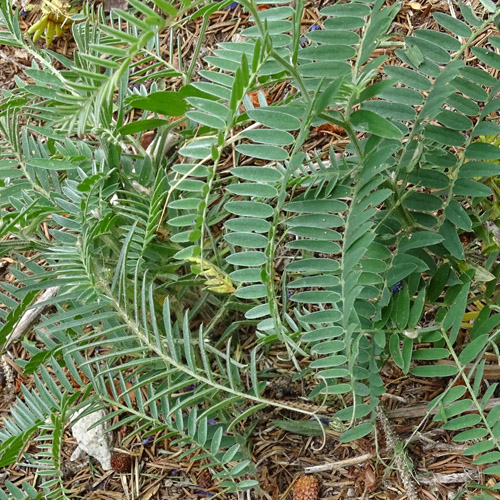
1 0 500 498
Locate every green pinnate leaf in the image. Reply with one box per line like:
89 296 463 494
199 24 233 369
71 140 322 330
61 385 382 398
411 365 459 377
384 66 431 90
389 333 404 370
224 232 269 248
463 441 495 456
320 3 371 17
225 183 278 198
465 142 500 160
424 125 465 146
399 231 443 252
453 427 488 442
433 12 472 38
226 251 267 266
339 423 373 443
408 288 426 329
473 451 500 465
210 427 223 455
443 413 482 430
439 220 465 260
240 129 294 145
412 348 449 360
444 201 472 232
232 166 282 182
126 91 188 115
459 334 489 364
247 108 301 130
477 0 496 12
284 199 347 213
225 201 274 218
235 144 288 161
350 110 403 140
272 419 324 436
394 284 410 330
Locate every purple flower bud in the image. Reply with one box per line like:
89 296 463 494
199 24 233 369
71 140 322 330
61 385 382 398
311 24 321 31
225 2 238 10
392 282 403 295
132 436 152 447
208 419 217 425
320 417 330 424
196 490 214 498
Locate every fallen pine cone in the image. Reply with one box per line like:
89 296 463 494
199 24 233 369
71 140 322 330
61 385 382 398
293 476 319 500
197 469 213 489
111 453 132 473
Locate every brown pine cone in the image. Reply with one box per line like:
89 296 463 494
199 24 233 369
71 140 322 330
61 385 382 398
111 453 132 473
197 469 213 489
293 476 319 500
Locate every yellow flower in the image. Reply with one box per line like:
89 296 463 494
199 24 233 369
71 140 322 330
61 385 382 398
27 0 78 45
188 257 235 294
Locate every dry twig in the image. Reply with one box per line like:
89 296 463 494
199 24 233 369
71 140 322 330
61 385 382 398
303 453 374 473
3 286 59 350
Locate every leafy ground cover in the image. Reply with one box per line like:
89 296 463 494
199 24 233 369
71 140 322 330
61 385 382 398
1 0 500 499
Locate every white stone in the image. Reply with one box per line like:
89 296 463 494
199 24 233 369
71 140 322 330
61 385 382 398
70 406 113 470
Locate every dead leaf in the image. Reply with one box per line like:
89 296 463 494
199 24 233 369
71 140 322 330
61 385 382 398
169 115 186 127
140 131 156 149
363 463 377 492
103 0 129 11
248 90 271 108
107 379 137 405
314 123 346 136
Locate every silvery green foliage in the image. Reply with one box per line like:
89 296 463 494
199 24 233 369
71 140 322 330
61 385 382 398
1 0 500 497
